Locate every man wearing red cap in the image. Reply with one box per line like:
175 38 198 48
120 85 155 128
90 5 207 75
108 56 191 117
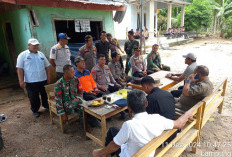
50 33 71 80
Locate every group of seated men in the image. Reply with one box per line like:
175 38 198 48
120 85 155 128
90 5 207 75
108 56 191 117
91 61 213 157
54 51 213 157
164 26 188 39
16 36 214 156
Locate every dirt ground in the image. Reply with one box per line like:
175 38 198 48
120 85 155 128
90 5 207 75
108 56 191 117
0 38 232 157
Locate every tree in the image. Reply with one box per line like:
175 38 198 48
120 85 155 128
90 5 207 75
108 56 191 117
222 17 232 38
210 0 232 37
182 0 212 34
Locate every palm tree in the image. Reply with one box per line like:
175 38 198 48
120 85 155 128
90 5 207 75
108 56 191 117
211 0 232 37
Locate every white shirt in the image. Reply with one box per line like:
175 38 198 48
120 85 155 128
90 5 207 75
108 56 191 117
113 112 174 157
16 50 50 83
50 43 71 73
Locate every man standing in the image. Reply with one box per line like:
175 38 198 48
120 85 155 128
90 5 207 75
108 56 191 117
108 51 132 87
107 33 124 69
147 44 170 73
55 65 83 122
91 54 121 94
95 31 110 64
141 76 175 120
78 35 97 72
16 38 51 117
92 90 193 157
124 31 139 75
178 65 213 111
50 33 71 80
74 56 104 101
166 53 197 97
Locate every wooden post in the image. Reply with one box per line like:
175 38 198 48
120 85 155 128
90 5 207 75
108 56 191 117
101 116 107 146
218 79 227 114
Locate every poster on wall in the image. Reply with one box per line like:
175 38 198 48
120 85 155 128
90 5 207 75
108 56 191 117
74 19 81 32
74 19 91 32
82 20 91 32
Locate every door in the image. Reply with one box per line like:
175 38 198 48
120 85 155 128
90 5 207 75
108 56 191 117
5 22 17 73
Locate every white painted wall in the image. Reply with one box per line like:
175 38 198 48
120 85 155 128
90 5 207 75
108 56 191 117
113 2 151 40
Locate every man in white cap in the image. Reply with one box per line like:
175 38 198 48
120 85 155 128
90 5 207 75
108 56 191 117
49 33 71 80
16 38 51 117
165 53 197 98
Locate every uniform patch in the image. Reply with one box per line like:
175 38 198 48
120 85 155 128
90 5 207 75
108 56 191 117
84 49 89 53
41 57 44 60
52 49 55 54
27 56 32 59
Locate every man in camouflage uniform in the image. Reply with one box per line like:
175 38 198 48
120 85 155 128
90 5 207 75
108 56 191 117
55 64 83 122
50 33 71 80
124 31 139 75
91 54 121 94
78 35 97 72
147 44 170 73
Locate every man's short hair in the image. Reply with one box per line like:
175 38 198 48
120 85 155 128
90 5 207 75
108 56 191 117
141 76 160 86
152 44 159 47
97 54 105 59
111 51 119 59
100 31 106 35
106 33 112 37
127 90 147 113
63 64 73 73
128 31 134 35
195 65 209 76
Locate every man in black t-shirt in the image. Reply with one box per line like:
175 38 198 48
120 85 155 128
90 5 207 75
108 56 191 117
141 76 175 120
141 76 177 145
95 31 110 64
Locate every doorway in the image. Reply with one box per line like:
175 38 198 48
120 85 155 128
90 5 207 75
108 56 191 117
54 20 103 43
5 22 17 73
53 19 103 65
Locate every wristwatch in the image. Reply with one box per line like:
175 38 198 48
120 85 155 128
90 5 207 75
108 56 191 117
186 80 191 84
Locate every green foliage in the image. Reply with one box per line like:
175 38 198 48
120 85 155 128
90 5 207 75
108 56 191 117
183 0 213 32
222 17 232 38
158 15 167 31
210 0 232 30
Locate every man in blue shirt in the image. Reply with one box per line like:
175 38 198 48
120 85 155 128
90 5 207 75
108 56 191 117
16 38 51 117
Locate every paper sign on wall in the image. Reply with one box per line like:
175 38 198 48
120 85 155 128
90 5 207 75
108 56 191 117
74 19 91 32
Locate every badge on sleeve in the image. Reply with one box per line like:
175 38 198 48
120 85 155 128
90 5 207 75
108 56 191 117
52 49 56 54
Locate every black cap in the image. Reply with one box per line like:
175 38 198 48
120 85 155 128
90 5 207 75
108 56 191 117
75 56 85 63
84 35 93 42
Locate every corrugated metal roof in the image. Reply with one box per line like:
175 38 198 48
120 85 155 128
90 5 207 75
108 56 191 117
0 0 126 11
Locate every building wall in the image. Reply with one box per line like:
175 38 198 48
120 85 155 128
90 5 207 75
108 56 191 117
0 8 31 73
0 5 114 74
30 5 114 57
114 3 150 40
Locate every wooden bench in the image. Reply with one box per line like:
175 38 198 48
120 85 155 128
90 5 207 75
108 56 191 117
201 78 227 128
45 84 79 133
133 101 205 157
133 78 227 157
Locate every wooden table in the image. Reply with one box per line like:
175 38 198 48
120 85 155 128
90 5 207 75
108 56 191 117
80 92 128 146
126 70 183 90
